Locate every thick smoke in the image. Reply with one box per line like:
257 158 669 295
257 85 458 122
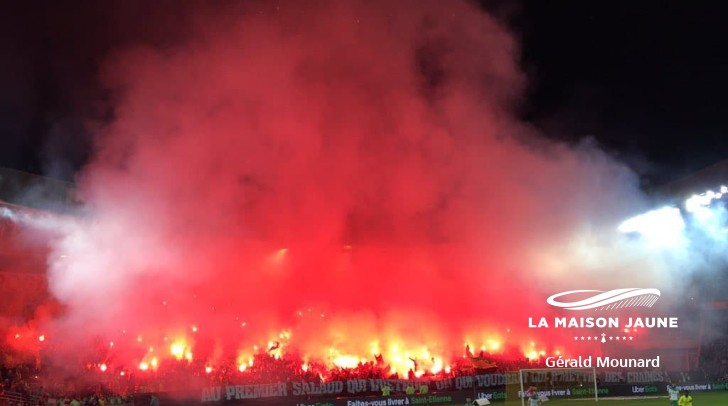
35 0 679 370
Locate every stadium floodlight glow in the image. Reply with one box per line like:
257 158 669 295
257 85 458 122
683 185 728 235
685 185 728 213
618 206 685 247
686 193 712 213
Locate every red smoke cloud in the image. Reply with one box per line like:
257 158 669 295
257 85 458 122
33 0 659 374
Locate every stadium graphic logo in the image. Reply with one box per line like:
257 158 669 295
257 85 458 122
546 288 660 311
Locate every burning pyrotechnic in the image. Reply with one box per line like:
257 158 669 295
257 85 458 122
170 340 192 361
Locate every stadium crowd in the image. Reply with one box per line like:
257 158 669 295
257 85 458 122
0 320 725 406
0 347 531 405
700 337 728 383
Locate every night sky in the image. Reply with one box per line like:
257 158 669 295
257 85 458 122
1 1 727 187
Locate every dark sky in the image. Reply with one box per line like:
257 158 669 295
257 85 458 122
513 2 728 188
1 1 727 187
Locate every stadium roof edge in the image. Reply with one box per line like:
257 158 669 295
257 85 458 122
650 159 728 202
0 167 77 213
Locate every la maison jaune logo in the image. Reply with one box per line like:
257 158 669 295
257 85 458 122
528 288 679 329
